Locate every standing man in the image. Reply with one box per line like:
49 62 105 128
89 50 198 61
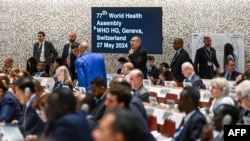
33 31 58 74
194 36 220 79
75 41 107 93
170 38 192 82
68 42 80 81
61 32 78 66
128 36 148 79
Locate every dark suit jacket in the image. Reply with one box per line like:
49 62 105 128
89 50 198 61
0 91 22 123
219 71 241 81
129 96 149 131
33 41 58 65
91 92 107 121
69 53 77 80
32 71 50 77
176 109 207 141
148 65 159 79
50 110 92 141
194 47 220 79
128 46 148 78
61 43 71 66
170 48 192 82
185 73 205 89
19 95 45 136
128 96 156 141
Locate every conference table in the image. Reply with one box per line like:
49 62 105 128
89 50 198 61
144 79 237 107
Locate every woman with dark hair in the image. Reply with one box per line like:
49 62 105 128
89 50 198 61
158 62 170 71
223 43 238 71
26 57 38 76
155 68 177 86
50 57 64 78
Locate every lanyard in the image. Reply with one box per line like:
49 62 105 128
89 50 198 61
203 47 212 61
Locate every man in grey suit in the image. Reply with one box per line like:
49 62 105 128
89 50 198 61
181 61 205 89
33 31 58 73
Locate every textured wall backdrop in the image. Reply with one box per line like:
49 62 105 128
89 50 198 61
0 0 249 73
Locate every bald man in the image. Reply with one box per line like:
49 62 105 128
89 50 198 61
75 42 107 92
194 36 220 79
181 62 204 89
61 32 79 66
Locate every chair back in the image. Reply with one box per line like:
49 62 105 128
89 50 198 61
160 118 176 137
148 115 158 131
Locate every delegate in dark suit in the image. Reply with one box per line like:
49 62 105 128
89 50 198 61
0 91 22 123
32 71 50 77
91 92 107 121
127 96 156 141
128 46 148 79
61 42 79 67
61 32 78 66
219 58 241 81
148 65 159 80
176 109 207 141
174 86 207 141
61 43 71 66
194 47 220 79
49 110 93 141
171 48 192 82
19 95 45 136
128 36 148 79
33 41 58 65
219 71 241 81
129 95 149 131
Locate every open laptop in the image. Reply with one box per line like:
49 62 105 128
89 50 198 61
1 125 24 141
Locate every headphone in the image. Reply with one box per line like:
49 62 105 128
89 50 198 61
222 114 232 128
81 104 89 113
24 87 31 97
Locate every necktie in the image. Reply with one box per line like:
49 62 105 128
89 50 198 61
68 43 71 55
173 119 184 141
132 89 137 96
148 68 151 73
171 52 178 65
39 43 43 50
36 72 41 77
95 98 100 105
227 73 231 80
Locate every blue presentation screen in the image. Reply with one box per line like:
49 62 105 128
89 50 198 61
91 7 162 54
